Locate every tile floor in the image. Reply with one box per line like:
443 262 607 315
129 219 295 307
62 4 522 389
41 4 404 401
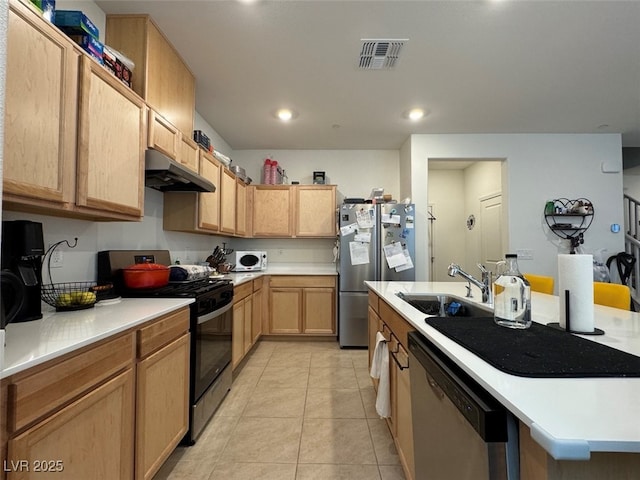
154 339 406 480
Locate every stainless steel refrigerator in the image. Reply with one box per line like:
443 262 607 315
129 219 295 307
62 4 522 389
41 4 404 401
337 203 416 347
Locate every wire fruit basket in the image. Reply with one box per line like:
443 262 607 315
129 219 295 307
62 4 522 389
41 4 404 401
41 282 99 311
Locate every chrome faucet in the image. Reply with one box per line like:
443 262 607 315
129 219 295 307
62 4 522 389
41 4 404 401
447 263 493 304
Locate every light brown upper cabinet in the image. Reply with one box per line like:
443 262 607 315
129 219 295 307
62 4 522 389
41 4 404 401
76 56 146 219
3 0 146 221
105 15 196 135
251 185 336 238
295 185 337 237
235 180 248 237
220 168 237 235
148 109 179 160
163 150 222 233
3 0 79 212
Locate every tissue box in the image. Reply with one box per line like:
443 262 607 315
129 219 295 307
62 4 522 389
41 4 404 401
30 0 55 22
54 10 99 40
68 34 104 65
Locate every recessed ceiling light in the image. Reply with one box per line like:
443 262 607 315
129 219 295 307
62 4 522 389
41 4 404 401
403 108 428 121
275 108 297 122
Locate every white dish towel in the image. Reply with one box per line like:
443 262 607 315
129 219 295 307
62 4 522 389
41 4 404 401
370 331 391 418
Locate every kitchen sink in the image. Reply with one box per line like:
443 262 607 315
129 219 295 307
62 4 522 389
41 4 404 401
396 293 491 318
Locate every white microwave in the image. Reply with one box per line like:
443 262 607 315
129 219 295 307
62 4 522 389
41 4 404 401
235 251 268 271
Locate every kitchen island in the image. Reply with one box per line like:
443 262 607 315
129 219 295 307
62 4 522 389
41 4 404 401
367 280 640 478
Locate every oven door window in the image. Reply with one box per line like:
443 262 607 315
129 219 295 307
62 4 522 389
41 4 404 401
194 304 232 402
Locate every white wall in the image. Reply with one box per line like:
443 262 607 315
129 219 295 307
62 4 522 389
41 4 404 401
407 134 625 282
463 161 502 272
231 150 400 203
428 170 465 281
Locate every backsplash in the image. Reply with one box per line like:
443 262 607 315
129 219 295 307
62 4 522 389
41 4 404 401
2 188 334 283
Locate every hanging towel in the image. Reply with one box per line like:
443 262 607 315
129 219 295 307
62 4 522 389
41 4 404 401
370 331 391 418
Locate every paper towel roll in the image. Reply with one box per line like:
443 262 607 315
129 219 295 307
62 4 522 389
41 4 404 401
558 254 594 332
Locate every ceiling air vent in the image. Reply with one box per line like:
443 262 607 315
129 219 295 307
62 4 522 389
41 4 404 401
358 39 407 70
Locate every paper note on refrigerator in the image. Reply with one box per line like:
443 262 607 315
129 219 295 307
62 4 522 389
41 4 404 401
349 241 370 265
340 223 357 236
405 215 414 229
356 209 374 228
354 231 371 243
383 242 406 269
381 213 401 224
395 248 414 272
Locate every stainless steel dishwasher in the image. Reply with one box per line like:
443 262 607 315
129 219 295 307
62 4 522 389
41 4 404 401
408 331 520 480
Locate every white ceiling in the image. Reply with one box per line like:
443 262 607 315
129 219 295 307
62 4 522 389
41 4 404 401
95 0 640 151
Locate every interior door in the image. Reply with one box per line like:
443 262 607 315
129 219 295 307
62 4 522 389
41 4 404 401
480 194 503 273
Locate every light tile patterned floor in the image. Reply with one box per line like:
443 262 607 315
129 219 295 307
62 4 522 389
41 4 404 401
154 339 406 480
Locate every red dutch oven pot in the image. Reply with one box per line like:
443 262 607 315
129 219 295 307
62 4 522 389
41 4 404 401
122 263 170 289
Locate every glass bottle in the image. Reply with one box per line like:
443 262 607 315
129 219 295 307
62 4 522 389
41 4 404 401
493 254 531 329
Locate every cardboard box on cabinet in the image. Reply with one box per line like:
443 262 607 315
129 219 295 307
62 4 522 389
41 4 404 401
54 10 99 40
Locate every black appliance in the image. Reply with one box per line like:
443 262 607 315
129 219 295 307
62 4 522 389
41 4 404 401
1 220 44 323
97 250 233 444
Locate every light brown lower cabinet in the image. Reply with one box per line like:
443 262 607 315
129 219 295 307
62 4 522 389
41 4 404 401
7 369 135 480
367 290 415 480
136 333 190 480
268 276 336 335
1 307 190 480
232 280 262 369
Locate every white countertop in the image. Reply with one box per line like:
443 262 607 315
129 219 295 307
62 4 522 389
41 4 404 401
366 281 640 460
2 298 194 379
225 262 337 286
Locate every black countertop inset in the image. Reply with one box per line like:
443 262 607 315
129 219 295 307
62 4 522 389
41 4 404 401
425 317 640 378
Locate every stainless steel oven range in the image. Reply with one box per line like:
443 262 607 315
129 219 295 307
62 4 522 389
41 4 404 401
98 250 234 444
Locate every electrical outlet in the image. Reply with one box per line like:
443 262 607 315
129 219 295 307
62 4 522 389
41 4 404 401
50 250 63 268
278 249 284 256
185 246 192 262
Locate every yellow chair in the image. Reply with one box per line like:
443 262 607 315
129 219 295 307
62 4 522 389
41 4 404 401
523 273 554 295
593 282 631 310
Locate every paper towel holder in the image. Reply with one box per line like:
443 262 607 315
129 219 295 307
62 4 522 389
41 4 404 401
547 290 605 335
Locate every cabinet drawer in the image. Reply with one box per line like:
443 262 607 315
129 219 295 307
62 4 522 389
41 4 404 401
137 307 190 359
253 276 264 291
234 281 253 302
379 300 415 348
7 332 135 433
269 275 336 288
368 290 379 313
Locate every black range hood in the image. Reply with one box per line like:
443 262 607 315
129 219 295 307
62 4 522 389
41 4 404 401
145 149 216 192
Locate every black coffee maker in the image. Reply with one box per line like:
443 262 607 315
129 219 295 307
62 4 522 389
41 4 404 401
1 220 44 322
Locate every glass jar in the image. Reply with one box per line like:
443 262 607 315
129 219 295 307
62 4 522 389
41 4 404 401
493 254 531 329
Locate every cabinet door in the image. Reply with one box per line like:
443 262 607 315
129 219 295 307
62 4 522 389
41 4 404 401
7 369 134 480
296 185 337 237
136 334 189 480
198 152 221 231
243 296 253 354
3 1 79 208
236 180 247 236
76 56 146 219
232 299 245 369
148 109 179 159
368 305 381 371
270 288 302 334
303 287 335 334
252 186 293 237
252 288 263 344
145 19 195 134
394 342 415 480
220 169 237 234
178 134 199 173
